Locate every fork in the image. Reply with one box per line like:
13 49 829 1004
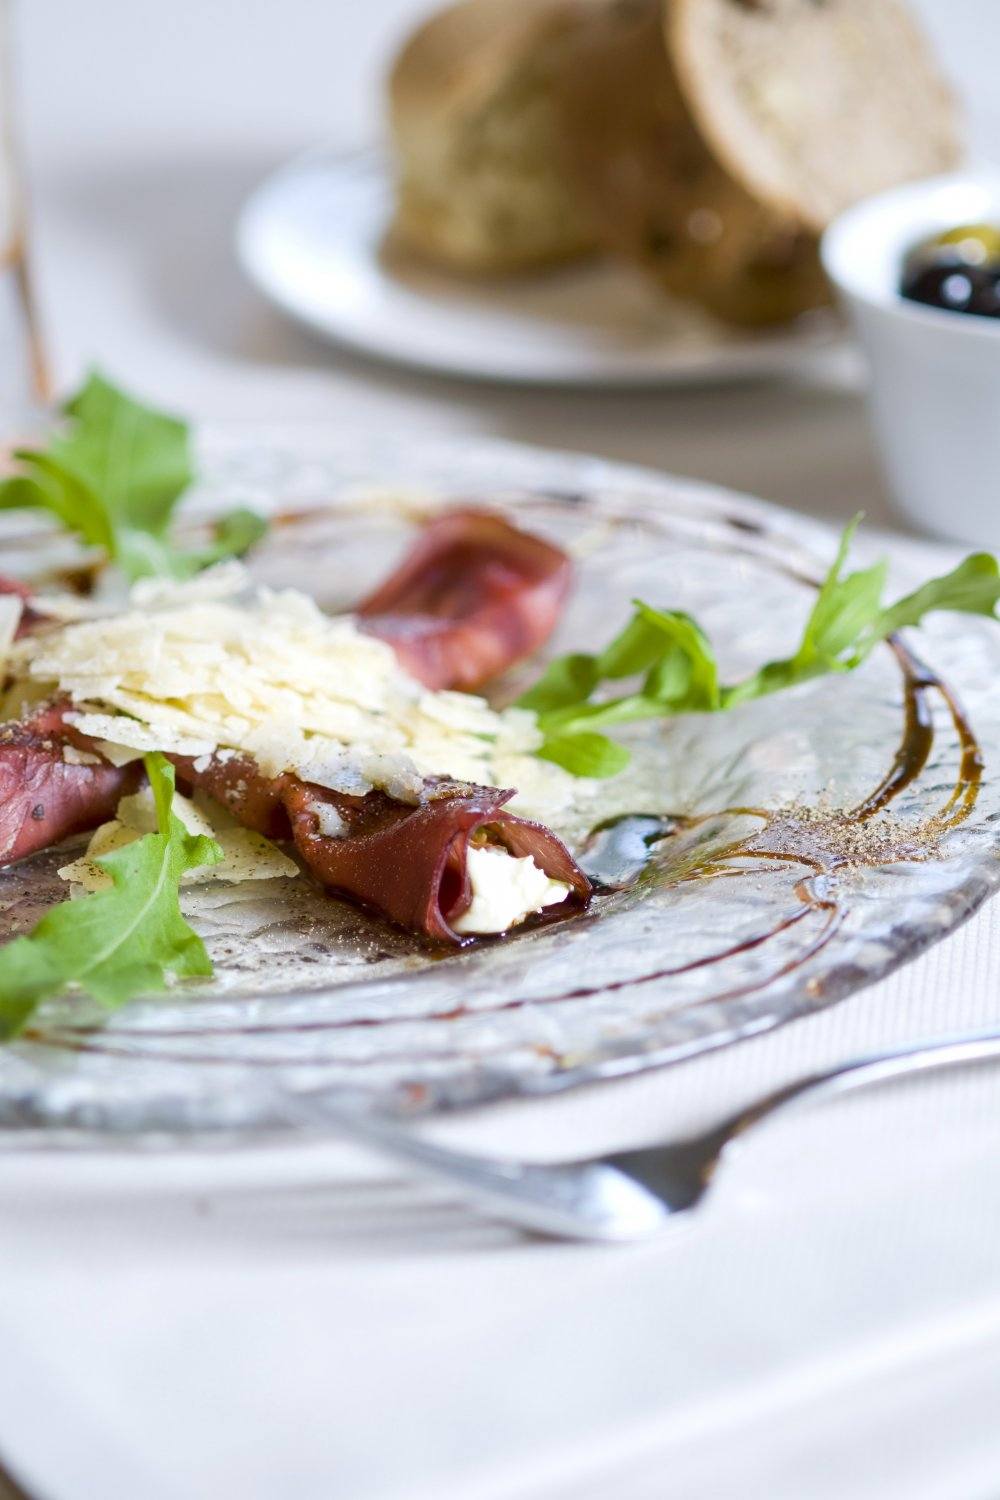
292 1028 1000 1241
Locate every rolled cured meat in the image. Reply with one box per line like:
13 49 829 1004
171 751 590 943
0 716 589 943
358 508 572 691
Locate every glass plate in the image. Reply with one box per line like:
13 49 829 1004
0 428 997 1136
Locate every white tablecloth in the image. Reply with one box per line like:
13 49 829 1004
2 3 1000 1497
1 913 1000 1500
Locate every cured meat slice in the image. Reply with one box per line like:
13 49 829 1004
284 780 588 943
0 711 588 941
0 703 140 865
358 508 572 690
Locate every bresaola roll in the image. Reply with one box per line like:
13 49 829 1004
0 721 589 942
172 751 589 943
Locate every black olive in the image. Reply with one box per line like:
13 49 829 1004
900 241 966 289
900 260 1000 319
900 222 1000 319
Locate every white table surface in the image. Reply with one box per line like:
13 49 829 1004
3 3 1000 1498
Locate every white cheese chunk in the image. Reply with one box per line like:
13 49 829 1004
0 594 22 635
451 843 571 935
309 800 349 839
0 594 21 672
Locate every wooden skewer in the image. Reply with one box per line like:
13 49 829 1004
0 0 53 408
10 233 52 405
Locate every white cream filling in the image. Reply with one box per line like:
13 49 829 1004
451 843 571 935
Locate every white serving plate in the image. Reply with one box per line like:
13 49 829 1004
236 146 842 389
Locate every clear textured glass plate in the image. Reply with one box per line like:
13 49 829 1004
0 428 998 1137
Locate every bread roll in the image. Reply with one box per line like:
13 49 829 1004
387 0 599 274
387 0 961 325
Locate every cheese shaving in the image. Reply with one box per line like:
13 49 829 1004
58 784 299 894
9 565 583 818
0 595 21 670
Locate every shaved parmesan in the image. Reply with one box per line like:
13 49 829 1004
61 744 104 767
0 595 21 668
58 784 298 894
10 567 584 819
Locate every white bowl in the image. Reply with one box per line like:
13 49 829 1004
822 170 1000 547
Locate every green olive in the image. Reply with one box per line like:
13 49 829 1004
925 222 1000 266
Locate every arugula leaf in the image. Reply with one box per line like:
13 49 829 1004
0 454 116 554
537 730 631 778
0 370 267 582
180 507 269 575
860 552 1000 644
0 754 222 1037
517 653 600 716
722 514 888 705
111 507 269 584
58 370 193 536
724 525 1000 706
520 519 1000 777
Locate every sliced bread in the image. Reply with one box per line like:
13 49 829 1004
668 0 962 233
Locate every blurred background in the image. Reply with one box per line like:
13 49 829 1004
8 0 998 530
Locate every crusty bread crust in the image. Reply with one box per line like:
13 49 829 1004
388 0 600 274
390 0 572 127
667 0 962 232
